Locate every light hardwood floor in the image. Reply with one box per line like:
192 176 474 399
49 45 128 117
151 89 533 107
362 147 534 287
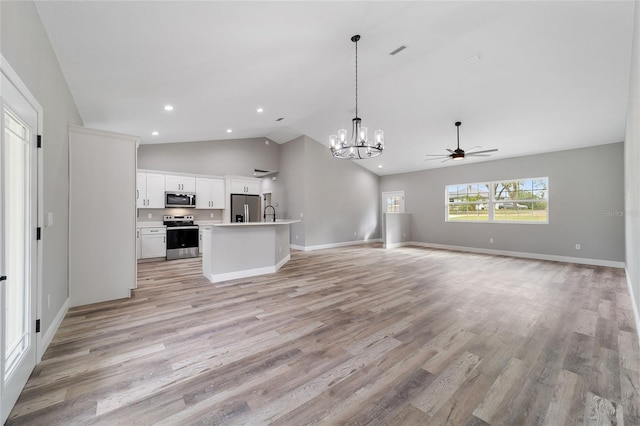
7 244 640 425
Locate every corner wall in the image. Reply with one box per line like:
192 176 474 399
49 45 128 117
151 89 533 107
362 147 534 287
278 136 381 248
381 142 625 264
1 1 83 338
625 1 640 329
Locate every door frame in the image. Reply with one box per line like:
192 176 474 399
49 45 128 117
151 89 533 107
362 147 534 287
0 54 44 422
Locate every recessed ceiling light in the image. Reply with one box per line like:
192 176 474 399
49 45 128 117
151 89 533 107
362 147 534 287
226 129 233 133
151 131 159 136
257 107 264 113
378 165 383 168
164 105 174 111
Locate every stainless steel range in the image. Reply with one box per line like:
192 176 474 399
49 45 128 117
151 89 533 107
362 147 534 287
163 215 199 260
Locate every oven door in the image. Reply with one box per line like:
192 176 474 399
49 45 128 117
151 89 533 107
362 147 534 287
166 227 199 260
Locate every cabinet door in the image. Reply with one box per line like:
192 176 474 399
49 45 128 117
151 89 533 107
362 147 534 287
145 173 166 208
181 176 196 192
195 178 212 209
246 180 261 195
211 179 225 209
165 175 182 192
230 179 246 194
136 173 146 208
141 229 166 258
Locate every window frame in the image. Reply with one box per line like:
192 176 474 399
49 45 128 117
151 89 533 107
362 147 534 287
445 177 549 224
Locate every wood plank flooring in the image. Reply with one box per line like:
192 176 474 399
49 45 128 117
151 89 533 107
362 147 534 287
7 244 640 425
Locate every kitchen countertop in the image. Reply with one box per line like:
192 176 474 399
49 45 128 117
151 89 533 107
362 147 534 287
136 222 165 228
213 220 300 227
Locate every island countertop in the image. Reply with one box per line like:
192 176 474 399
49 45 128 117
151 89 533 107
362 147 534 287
213 220 300 227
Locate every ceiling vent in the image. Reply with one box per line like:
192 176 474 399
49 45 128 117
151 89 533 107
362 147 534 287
275 117 284 122
389 45 407 56
253 169 279 178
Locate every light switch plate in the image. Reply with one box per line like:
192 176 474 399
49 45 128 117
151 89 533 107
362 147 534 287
46 212 54 227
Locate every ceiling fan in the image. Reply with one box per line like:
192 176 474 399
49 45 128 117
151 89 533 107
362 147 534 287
425 121 498 162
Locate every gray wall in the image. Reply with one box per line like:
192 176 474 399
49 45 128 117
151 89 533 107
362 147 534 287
625 3 640 321
381 143 625 262
304 136 380 246
1 2 83 335
278 136 307 246
137 137 280 177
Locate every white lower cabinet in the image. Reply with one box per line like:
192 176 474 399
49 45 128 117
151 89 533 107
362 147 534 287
140 227 166 259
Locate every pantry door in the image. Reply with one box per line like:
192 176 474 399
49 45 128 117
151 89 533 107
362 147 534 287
0 59 41 423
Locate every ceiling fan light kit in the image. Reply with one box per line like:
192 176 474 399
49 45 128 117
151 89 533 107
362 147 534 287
330 35 384 160
425 121 498 163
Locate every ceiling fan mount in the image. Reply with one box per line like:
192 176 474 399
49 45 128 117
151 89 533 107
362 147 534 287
425 121 497 163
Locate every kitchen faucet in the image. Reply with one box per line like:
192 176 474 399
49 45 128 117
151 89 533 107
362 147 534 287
263 205 276 222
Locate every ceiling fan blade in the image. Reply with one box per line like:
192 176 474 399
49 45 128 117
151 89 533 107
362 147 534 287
441 158 452 163
424 154 450 157
465 154 491 157
465 146 481 152
446 148 454 154
467 148 498 154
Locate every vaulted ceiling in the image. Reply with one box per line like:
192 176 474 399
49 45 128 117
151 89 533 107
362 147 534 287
35 1 635 175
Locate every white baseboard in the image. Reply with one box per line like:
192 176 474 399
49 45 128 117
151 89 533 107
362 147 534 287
208 254 291 283
38 297 69 361
292 238 382 252
625 267 640 349
406 242 626 269
383 241 412 249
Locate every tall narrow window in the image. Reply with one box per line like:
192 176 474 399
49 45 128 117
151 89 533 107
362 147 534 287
382 191 405 213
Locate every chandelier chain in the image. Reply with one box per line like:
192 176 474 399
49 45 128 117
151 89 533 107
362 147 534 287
355 36 358 118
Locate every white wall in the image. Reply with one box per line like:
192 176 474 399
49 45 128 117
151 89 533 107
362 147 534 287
625 2 640 327
1 1 83 335
381 143 625 264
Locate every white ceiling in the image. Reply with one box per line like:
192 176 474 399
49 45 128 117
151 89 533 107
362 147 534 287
35 1 635 176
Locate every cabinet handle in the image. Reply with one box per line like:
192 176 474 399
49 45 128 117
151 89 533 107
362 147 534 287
163 237 165 243
136 190 139 200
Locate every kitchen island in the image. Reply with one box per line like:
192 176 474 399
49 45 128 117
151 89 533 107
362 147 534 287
201 220 300 283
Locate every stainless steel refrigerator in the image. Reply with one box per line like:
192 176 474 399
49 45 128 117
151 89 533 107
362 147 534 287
230 194 260 222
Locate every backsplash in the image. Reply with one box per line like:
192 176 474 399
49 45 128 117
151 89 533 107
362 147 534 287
137 208 223 222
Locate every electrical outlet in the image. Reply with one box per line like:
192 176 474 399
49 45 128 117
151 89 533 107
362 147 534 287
147 213 152 219
210 213 214 218
295 235 299 240
47 294 51 309
403 233 406 238
354 231 357 237
279 246 282 253
300 212 304 218
575 244 581 250
490 238 494 244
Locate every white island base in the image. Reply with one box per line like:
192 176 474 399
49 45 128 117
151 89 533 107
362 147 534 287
201 220 300 283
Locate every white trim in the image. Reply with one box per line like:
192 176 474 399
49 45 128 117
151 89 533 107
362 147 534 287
37 298 69 362
383 242 412 249
67 124 139 142
625 268 640 349
407 242 625 268
208 254 290 283
292 239 382 252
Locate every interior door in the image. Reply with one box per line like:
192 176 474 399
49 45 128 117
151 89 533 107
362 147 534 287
1 64 39 423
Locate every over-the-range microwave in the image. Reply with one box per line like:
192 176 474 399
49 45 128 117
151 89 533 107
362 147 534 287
165 192 196 208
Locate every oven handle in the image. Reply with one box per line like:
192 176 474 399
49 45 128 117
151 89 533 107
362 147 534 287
166 226 199 230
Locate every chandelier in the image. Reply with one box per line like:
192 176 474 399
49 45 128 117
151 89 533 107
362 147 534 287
330 35 384 159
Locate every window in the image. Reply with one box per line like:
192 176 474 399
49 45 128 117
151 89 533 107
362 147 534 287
382 191 405 213
446 177 548 224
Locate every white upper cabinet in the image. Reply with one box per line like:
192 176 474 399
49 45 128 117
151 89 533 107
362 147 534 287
165 174 196 192
195 178 226 209
137 172 165 208
230 178 261 195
